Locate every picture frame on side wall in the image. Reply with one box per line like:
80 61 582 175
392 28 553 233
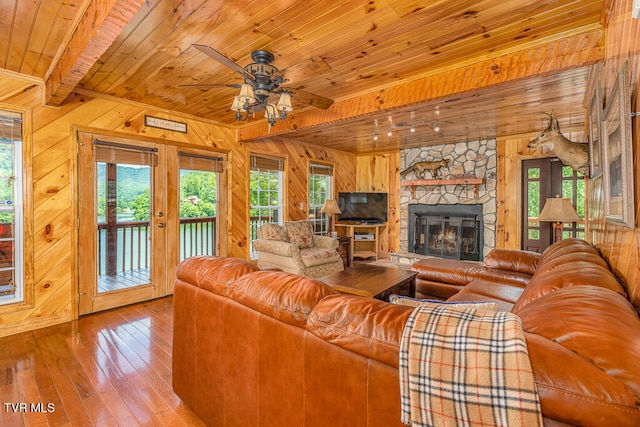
587 84 603 178
602 61 634 228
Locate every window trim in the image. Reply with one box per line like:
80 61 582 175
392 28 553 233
0 105 33 311
308 161 334 235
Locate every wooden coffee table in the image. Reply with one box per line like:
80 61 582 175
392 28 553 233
319 264 417 301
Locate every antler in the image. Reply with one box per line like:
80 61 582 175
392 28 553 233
543 112 555 125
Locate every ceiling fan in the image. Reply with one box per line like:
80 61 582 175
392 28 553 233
183 44 334 126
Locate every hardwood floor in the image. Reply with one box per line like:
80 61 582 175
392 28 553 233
0 297 206 426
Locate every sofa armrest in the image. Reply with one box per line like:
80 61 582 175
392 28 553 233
485 249 540 275
313 235 338 250
253 239 299 257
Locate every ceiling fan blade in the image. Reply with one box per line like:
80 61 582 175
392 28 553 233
192 44 255 80
178 83 242 89
276 56 331 84
284 87 334 110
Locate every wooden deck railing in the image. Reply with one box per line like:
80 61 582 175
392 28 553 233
97 217 216 275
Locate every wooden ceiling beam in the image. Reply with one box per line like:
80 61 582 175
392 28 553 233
44 0 146 107
238 28 604 142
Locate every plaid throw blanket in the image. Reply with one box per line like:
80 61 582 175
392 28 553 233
399 303 543 427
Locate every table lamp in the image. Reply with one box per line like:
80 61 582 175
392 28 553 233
537 195 580 243
320 199 342 237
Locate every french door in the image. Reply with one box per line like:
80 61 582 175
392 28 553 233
521 157 585 253
78 134 168 314
77 133 224 315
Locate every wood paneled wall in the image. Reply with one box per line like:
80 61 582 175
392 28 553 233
355 153 401 255
0 76 356 337
588 0 640 310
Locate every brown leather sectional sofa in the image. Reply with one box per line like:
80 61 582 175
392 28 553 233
172 239 640 426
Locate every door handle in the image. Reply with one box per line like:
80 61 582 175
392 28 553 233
157 223 166 228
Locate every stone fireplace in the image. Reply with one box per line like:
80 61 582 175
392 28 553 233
399 139 497 260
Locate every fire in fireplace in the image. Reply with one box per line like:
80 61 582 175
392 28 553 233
408 204 483 261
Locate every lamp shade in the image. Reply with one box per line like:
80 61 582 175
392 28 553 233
320 199 341 215
277 92 293 112
238 83 255 105
230 96 245 112
537 196 580 222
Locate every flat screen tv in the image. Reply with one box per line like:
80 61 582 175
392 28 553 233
336 192 388 224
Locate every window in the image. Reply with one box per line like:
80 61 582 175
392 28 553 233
309 163 333 235
250 155 284 258
0 112 23 306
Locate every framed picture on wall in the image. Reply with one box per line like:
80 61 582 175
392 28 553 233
602 61 634 228
587 84 602 178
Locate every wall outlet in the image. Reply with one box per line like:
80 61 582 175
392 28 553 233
299 202 305 210
634 0 640 19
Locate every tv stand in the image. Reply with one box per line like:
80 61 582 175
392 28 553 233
335 223 385 261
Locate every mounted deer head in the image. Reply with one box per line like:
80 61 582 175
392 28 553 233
528 114 589 175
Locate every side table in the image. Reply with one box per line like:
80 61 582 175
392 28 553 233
337 236 352 267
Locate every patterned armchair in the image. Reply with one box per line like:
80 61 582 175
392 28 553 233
254 221 344 278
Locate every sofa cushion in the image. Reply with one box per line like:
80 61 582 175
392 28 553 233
517 286 640 425
228 270 338 328
285 221 315 248
308 295 413 369
412 258 531 287
446 291 515 313
415 279 465 300
512 262 626 312
536 238 609 272
175 255 260 295
412 258 486 285
525 333 640 426
452 279 524 305
485 248 540 275
261 223 289 241
299 247 341 267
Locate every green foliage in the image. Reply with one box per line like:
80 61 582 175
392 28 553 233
250 170 280 207
179 171 217 218
131 189 150 221
309 174 328 205
95 165 218 220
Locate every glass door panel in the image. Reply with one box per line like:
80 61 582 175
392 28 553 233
96 161 152 293
178 152 220 261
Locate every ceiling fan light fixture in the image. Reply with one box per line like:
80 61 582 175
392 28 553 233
238 83 256 105
230 96 244 112
265 103 279 126
191 44 333 127
277 92 293 113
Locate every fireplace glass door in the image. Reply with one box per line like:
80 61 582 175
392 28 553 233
416 215 480 260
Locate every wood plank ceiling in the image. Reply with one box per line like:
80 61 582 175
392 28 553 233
0 0 604 153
